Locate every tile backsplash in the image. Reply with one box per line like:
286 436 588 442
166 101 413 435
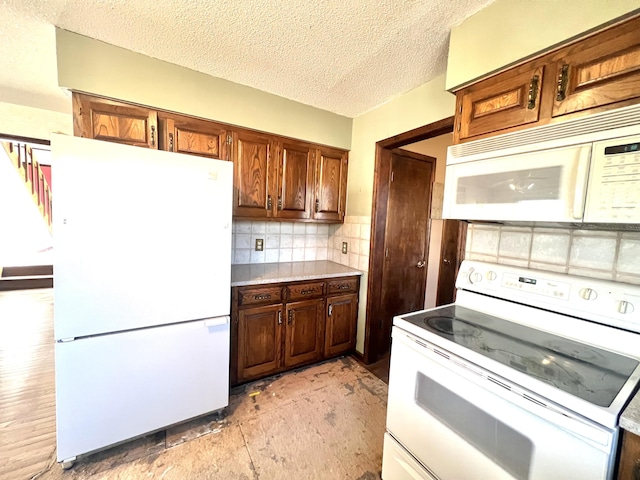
466 224 640 285
231 216 372 273
232 221 330 265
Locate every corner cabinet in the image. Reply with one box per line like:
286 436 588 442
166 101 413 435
71 92 349 224
231 275 360 385
453 14 640 143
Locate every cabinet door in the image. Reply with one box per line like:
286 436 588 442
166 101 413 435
237 304 283 381
617 430 640 480
275 142 314 219
454 64 544 142
551 17 640 118
284 299 324 368
325 294 358 357
72 93 158 149
232 131 276 218
313 147 348 222
159 116 228 160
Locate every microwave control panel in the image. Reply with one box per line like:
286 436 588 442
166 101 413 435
585 136 640 223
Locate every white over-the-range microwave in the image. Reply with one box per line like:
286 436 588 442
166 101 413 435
443 103 640 228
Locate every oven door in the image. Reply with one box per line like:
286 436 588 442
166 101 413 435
386 327 617 480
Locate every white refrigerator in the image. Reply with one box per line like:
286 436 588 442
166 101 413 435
51 134 233 465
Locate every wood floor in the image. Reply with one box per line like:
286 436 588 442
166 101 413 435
0 288 388 480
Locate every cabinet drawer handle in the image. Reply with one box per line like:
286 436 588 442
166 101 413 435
300 289 315 295
527 75 539 109
328 304 333 316
254 293 272 300
556 64 569 101
337 284 350 290
278 311 282 325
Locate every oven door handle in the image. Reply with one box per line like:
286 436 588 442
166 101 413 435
510 390 612 449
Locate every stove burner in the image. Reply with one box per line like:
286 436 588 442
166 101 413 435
425 316 480 337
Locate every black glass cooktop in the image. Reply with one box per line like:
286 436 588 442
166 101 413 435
401 305 639 407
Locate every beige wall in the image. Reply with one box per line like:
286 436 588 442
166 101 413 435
0 102 72 141
446 0 640 90
56 29 352 150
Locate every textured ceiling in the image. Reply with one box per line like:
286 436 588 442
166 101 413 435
0 0 494 118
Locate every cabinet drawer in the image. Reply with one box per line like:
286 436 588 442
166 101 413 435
327 277 359 295
238 286 283 307
287 282 325 301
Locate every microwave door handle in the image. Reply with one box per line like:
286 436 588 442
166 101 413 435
572 154 590 220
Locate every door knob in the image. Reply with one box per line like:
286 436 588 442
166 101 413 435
443 258 451 265
416 261 426 268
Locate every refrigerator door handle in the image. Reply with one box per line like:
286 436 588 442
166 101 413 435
204 317 229 328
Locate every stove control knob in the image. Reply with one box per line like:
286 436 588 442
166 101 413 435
486 271 497 281
617 300 634 315
471 272 483 283
579 288 597 301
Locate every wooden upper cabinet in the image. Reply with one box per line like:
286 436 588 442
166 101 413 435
158 115 229 160
455 63 544 142
313 147 348 222
453 14 640 143
275 142 314 220
232 131 275 218
72 93 158 149
551 17 640 118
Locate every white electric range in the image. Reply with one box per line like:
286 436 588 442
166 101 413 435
383 260 640 480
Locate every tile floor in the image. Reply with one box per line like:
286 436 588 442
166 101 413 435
1 288 388 480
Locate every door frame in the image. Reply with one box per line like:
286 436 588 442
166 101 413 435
363 117 455 364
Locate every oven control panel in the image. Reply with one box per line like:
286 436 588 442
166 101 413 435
501 273 571 300
457 260 640 333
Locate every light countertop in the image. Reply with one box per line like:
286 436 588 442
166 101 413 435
231 260 363 287
621 392 640 436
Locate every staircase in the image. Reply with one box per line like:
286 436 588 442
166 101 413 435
1 140 53 290
1 140 52 233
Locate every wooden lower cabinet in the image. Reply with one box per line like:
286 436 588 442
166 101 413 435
618 429 640 480
284 299 324 367
237 304 282 381
231 275 360 385
325 293 358 357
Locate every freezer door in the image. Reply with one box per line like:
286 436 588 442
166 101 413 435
52 134 233 339
55 317 229 462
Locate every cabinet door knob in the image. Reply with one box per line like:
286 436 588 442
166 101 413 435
328 304 333 316
278 311 282 325
150 125 156 147
267 195 272 210
288 310 293 325
527 75 539 109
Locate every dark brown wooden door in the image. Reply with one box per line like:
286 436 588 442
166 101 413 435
72 93 158 149
159 116 228 160
284 299 324 368
436 220 467 306
325 293 358 357
455 63 544 142
275 142 313 219
313 147 348 222
378 150 435 354
551 17 640 118
232 131 275 218
237 304 282 381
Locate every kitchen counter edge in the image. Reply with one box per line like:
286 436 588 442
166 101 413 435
231 260 363 287
621 391 640 436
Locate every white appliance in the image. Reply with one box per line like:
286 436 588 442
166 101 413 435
51 134 233 466
443 103 640 226
383 260 640 480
